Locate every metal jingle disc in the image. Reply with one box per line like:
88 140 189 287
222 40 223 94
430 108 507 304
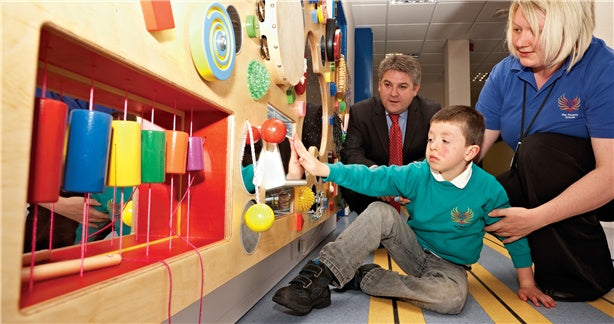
256 0 265 22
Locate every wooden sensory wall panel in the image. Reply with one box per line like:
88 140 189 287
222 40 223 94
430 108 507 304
2 0 343 322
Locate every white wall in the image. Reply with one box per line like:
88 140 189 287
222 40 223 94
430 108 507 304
594 0 614 254
595 1 614 46
341 0 356 104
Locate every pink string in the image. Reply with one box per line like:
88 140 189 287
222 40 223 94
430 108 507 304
48 204 55 251
173 100 176 131
170 226 204 324
186 174 192 241
111 183 117 245
29 206 39 292
123 94 128 121
123 258 173 323
41 52 48 98
169 176 174 250
168 175 203 324
85 188 136 241
146 106 155 255
146 184 152 256
88 79 94 111
80 194 89 278
187 107 194 240
119 188 124 254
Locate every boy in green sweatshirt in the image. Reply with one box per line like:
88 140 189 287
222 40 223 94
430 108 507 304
273 105 555 315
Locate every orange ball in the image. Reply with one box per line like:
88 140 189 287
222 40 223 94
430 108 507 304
261 118 287 144
245 125 261 144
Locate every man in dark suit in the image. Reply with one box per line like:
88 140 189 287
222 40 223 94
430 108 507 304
340 54 441 214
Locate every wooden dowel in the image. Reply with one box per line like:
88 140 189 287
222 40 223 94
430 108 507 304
21 254 122 283
22 249 52 266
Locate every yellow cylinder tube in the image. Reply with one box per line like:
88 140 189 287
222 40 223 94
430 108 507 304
108 120 142 187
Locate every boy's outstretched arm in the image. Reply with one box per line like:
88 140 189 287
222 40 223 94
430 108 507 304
516 267 556 308
286 134 304 180
290 134 330 178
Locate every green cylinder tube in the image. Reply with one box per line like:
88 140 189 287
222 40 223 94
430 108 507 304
141 130 166 183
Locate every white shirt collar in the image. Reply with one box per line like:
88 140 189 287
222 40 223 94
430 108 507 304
430 162 473 189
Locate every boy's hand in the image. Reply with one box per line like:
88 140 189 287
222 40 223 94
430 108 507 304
290 134 330 178
379 196 410 205
518 286 557 308
286 134 304 180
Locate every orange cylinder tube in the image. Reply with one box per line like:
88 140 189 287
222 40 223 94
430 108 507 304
165 130 189 174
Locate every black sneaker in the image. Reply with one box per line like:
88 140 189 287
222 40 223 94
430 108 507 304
338 263 381 291
272 260 334 315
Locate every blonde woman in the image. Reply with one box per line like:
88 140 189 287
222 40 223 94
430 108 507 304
476 0 614 301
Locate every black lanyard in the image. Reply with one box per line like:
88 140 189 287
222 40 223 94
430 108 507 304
517 80 557 149
510 80 557 169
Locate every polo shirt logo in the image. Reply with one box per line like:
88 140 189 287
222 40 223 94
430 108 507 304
451 207 473 226
558 94 581 120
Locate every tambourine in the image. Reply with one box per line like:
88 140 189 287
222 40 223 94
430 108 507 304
258 0 304 86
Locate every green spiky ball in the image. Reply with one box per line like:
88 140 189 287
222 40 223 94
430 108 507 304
247 60 270 100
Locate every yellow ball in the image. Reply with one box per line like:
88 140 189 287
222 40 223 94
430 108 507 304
122 200 133 227
296 186 315 212
245 203 274 232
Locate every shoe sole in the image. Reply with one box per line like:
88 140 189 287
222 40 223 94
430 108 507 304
272 293 331 316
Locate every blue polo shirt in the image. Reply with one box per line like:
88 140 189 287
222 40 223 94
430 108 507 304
476 36 614 149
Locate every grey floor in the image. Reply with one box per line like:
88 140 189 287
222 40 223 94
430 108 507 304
236 212 614 324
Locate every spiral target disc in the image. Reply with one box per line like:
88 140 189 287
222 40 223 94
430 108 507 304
189 2 236 81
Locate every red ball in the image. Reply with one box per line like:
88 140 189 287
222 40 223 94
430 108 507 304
261 118 287 144
245 125 261 144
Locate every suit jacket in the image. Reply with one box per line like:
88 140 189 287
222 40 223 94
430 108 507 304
340 95 441 213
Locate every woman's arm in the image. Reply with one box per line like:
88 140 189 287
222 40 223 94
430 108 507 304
487 137 614 242
478 129 501 162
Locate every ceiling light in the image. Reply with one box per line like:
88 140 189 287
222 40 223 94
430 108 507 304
471 72 489 82
493 9 509 19
386 53 420 59
390 0 437 4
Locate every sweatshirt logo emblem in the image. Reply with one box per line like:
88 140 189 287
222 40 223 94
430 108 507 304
557 94 580 112
451 207 473 225
558 94 581 120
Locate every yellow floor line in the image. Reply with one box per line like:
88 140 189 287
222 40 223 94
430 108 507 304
483 234 509 257
369 249 395 323
587 297 614 317
601 290 614 302
388 257 426 323
471 263 552 323
468 271 522 324
483 235 614 318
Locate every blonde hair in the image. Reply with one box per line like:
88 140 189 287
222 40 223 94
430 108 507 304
506 0 595 72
